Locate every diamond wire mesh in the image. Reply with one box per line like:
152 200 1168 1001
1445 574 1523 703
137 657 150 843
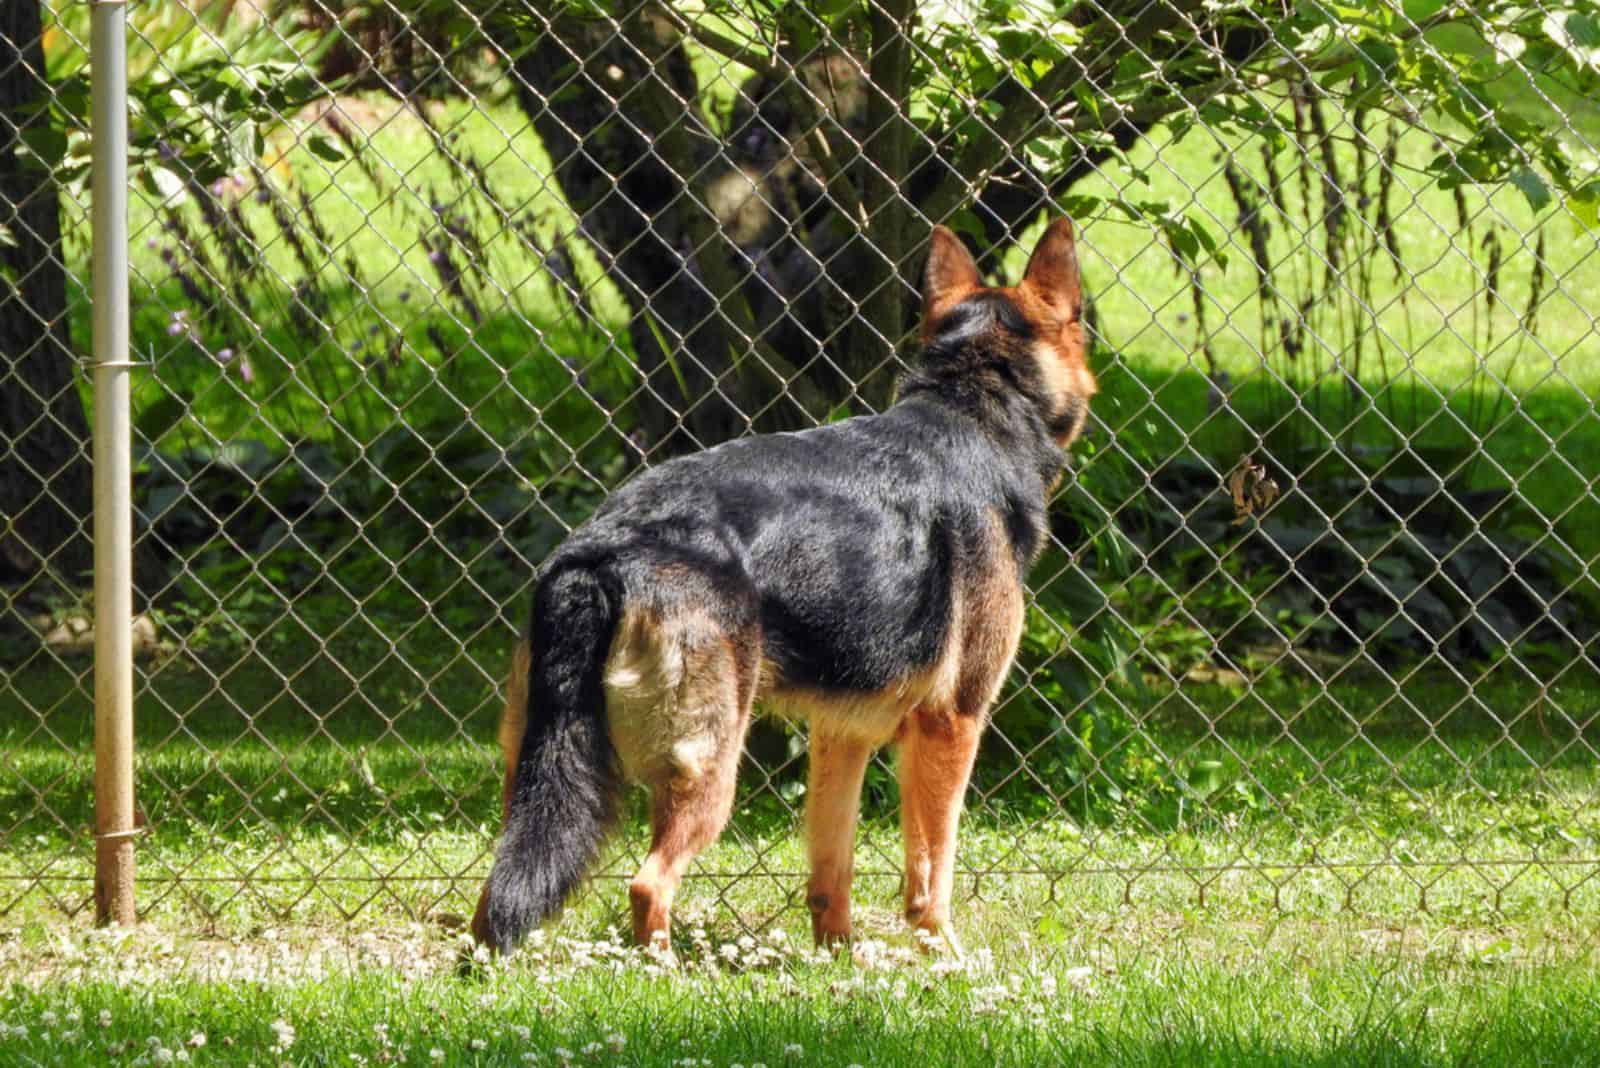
1 0 1598 938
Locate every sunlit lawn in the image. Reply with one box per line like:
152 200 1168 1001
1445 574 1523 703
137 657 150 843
3 926 1600 1067
3 629 1598 935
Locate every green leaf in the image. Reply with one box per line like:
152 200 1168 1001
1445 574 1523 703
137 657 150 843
304 134 346 163
1401 0 1451 19
1179 214 1226 269
19 125 69 166
1511 167 1552 213
1059 195 1102 221
1568 13 1600 48
946 209 986 241
134 395 190 445
1167 224 1199 264
1356 38 1400 82
994 29 1036 61
1566 182 1600 231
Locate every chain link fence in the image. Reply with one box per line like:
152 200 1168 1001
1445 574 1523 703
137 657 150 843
2 0 1599 938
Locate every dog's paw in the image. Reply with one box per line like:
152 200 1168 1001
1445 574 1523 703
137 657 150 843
641 929 680 970
911 922 965 961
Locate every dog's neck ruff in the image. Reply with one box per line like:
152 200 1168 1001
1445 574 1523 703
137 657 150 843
897 345 1068 490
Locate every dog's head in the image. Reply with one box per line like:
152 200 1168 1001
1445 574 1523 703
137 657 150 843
919 218 1097 446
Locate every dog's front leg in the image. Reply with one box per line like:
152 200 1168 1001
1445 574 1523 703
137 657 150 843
804 729 874 947
899 706 981 956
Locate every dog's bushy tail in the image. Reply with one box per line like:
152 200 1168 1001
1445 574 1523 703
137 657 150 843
483 563 623 954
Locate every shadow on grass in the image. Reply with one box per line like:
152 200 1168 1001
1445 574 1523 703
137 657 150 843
3 629 1597 853
1090 355 1600 558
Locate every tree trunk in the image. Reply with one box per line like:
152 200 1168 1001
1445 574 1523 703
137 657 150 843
505 3 1236 455
513 9 825 455
0 0 94 605
843 0 917 403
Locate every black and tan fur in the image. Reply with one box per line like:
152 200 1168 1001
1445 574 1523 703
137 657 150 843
473 218 1096 955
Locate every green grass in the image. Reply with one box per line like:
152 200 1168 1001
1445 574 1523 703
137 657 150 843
2 916 1600 1066
4 628 1598 936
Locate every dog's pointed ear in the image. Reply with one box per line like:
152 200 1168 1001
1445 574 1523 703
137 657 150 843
922 225 981 334
1020 217 1082 322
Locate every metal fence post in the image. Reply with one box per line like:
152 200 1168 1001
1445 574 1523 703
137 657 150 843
90 0 136 926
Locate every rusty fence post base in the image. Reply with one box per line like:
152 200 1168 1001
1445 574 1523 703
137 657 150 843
94 836 136 925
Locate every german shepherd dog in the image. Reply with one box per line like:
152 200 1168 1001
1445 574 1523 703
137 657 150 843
472 218 1095 956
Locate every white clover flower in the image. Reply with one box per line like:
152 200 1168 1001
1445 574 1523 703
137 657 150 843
512 1025 531 1042
430 1048 444 1062
99 1010 113 1028
606 1032 626 1053
470 1038 487 1051
270 1018 296 1051
852 939 888 969
783 1043 804 1060
187 1031 207 1048
41 1011 58 1028
581 1041 603 1057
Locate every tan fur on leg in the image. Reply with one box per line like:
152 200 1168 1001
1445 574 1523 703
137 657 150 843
804 730 874 946
497 640 532 822
609 606 758 947
899 706 982 954
471 640 533 949
629 741 744 947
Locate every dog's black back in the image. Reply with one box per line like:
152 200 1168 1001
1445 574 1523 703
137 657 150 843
557 396 1049 696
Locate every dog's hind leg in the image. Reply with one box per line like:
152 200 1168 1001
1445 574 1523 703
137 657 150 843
804 730 874 946
614 610 757 949
898 706 982 955
629 743 744 949
469 639 533 949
